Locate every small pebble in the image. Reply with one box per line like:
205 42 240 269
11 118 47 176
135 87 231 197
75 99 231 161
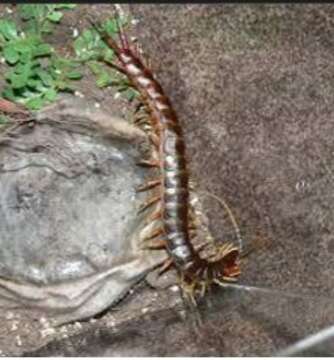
115 4 125 17
1 57 6 64
15 335 22 347
5 7 13 14
141 307 149 314
170 285 180 293
131 18 139 25
94 102 101 108
72 28 79 38
113 92 121 100
39 317 49 326
5 312 14 320
74 91 85 98
178 309 187 320
73 321 82 330
108 320 116 327
40 328 56 338
10 321 18 331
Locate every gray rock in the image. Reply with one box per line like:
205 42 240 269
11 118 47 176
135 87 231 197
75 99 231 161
0 97 167 325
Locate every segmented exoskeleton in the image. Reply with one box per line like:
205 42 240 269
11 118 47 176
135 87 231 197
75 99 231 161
91 18 241 301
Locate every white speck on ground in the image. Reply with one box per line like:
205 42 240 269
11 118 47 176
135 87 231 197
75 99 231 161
15 335 22 347
40 328 56 338
10 321 18 332
73 322 82 330
170 285 180 293
5 312 14 320
72 28 79 38
114 92 121 100
75 91 85 98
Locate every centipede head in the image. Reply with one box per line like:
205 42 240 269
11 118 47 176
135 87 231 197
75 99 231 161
180 243 241 305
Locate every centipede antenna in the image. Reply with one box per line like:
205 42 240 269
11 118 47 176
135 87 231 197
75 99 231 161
199 190 243 253
113 8 130 50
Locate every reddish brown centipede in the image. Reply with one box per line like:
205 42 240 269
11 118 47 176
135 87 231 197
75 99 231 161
91 18 241 301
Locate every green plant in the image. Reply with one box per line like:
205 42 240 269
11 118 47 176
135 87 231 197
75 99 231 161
18 4 76 35
0 5 137 111
73 16 139 101
0 5 79 110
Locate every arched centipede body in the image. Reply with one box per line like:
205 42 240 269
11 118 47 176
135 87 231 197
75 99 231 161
93 18 241 299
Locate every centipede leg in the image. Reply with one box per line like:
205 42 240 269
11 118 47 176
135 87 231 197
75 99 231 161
107 61 127 75
149 133 160 148
138 195 160 213
158 258 173 275
133 116 149 126
142 238 167 250
136 159 160 167
142 227 164 242
115 15 130 51
136 179 161 192
146 208 162 223
181 282 197 308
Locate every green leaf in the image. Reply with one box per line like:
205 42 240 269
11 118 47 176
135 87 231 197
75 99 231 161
102 48 114 63
88 61 114 88
2 87 16 102
96 71 112 88
54 79 73 91
47 11 63 23
10 73 28 89
15 41 32 54
0 33 6 46
33 43 52 57
53 4 76 9
19 49 33 63
44 88 57 101
26 78 42 89
36 69 53 86
13 62 33 77
87 60 103 75
18 5 46 21
25 96 45 110
3 45 19 64
65 71 83 80
74 29 104 61
0 20 18 41
51 56 78 71
41 21 54 34
103 19 118 35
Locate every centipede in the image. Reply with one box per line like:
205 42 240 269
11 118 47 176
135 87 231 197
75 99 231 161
90 17 241 303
